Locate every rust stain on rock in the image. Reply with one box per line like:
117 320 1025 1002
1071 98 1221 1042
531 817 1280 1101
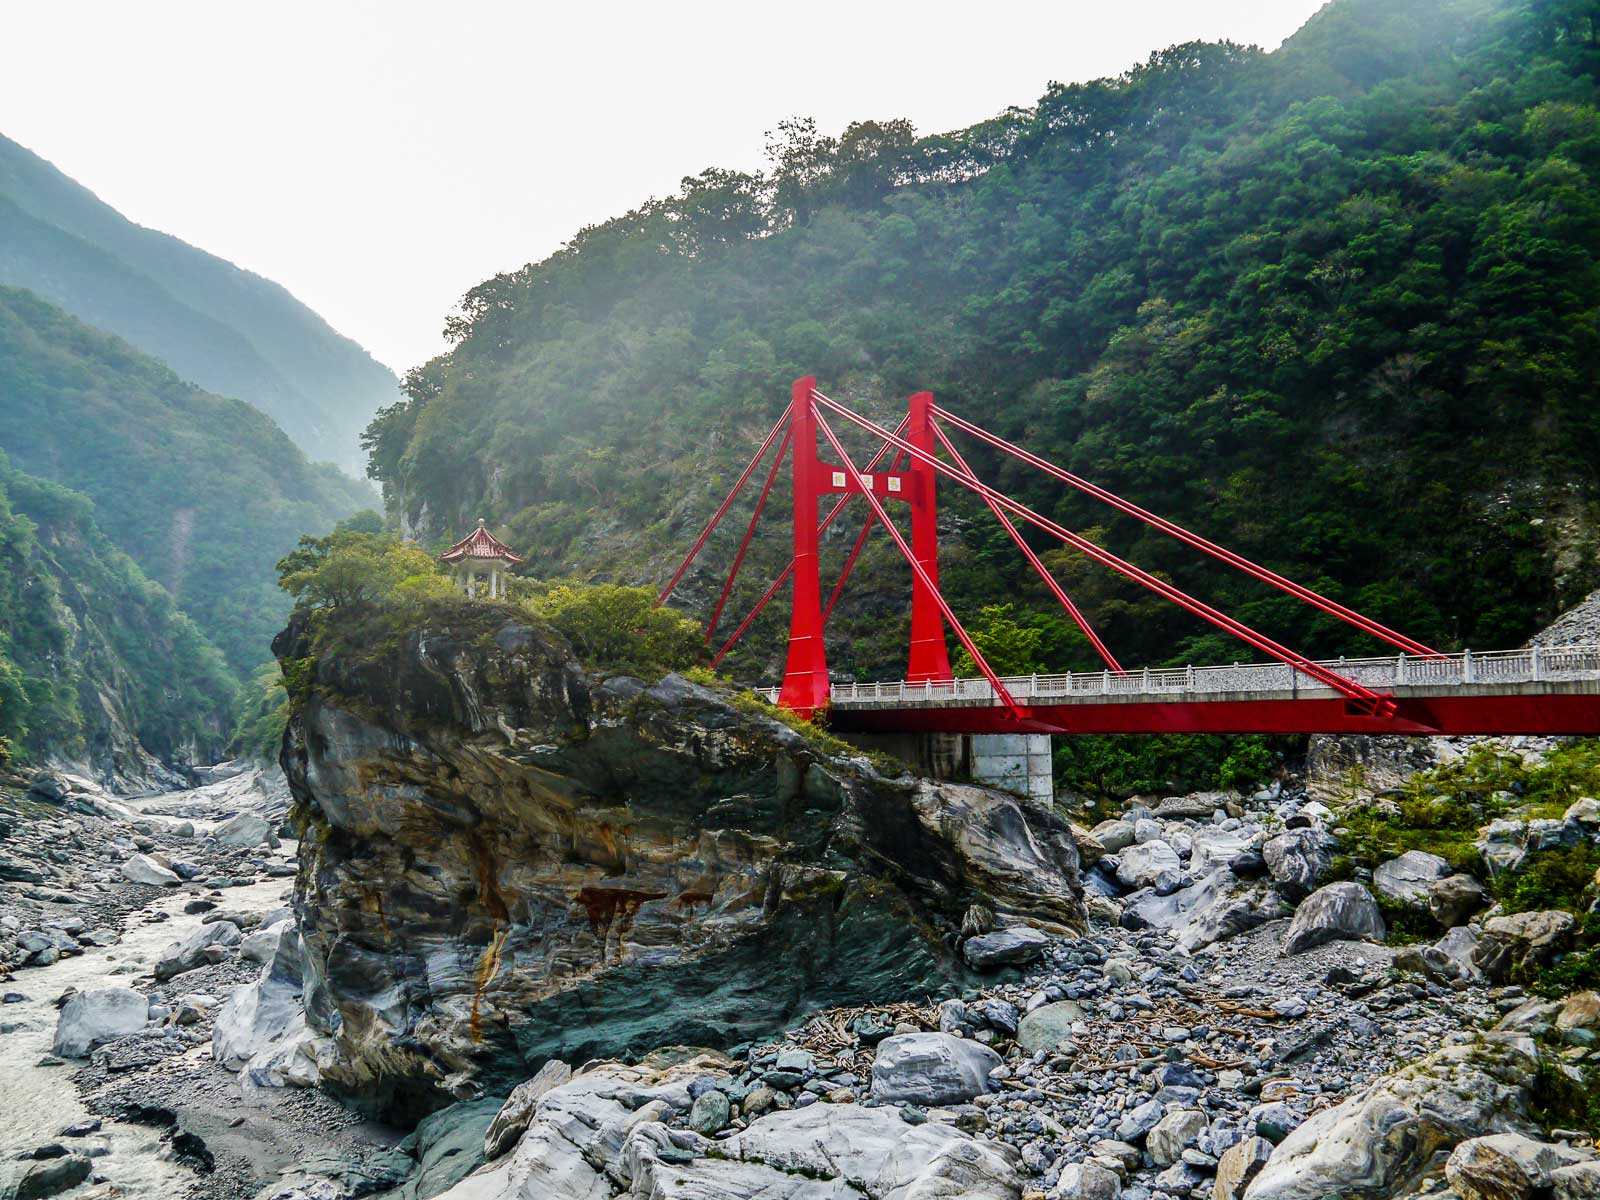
470 925 507 1045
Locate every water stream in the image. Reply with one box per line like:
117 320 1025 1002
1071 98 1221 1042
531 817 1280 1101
0 875 289 1195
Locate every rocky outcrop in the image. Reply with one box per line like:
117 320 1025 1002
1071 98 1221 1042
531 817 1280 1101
278 610 1085 1119
1244 1034 1543 1200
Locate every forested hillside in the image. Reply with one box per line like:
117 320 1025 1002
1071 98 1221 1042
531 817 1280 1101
0 452 235 780
0 133 398 474
367 0 1600 682
0 286 373 672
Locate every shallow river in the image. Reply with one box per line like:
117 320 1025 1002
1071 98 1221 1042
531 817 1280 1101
0 875 288 1195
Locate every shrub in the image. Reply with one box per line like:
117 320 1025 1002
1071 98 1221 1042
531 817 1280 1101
524 583 702 674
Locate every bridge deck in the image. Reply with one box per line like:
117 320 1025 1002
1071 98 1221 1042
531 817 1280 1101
758 646 1600 735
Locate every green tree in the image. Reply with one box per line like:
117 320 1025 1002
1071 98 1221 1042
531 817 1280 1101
527 583 703 674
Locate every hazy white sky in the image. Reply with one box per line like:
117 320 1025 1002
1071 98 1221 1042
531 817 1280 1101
1 1 1327 375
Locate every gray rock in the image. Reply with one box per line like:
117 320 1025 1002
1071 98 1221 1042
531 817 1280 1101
1552 1161 1600 1199
1244 1036 1541 1200
154 920 242 981
1092 820 1136 853
52 988 147 1058
687 1088 730 1134
869 1032 1001 1106
1429 874 1491 927
1446 1133 1592 1200
1053 1160 1124 1200
1474 910 1576 981
1372 850 1451 907
119 853 180 886
1148 1108 1208 1166
962 925 1049 969
482 1059 573 1160
1117 840 1181 889
1116 1096 1166 1142
1282 882 1385 955
11 1153 91 1199
213 811 274 848
1262 827 1334 901
1017 1000 1086 1054
1214 1136 1274 1200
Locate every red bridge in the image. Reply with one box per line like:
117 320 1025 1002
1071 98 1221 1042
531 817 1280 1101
660 378 1600 738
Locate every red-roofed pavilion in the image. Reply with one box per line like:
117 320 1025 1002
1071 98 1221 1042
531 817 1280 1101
440 518 523 599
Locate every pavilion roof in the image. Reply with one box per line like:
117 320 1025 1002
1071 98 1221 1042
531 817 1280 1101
440 519 524 565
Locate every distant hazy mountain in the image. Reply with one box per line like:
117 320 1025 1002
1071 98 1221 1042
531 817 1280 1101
0 133 398 475
0 285 375 673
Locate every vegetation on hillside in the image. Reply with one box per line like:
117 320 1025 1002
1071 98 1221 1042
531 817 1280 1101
0 452 235 768
366 0 1600 698
0 286 374 673
0 134 399 474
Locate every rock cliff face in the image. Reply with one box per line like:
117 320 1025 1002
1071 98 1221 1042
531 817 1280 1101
277 608 1084 1120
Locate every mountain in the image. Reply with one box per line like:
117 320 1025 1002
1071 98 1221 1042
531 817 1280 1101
0 285 375 673
0 133 398 474
365 0 1600 681
0 452 236 784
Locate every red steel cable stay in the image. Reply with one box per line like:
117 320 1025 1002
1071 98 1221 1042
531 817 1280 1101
931 405 1442 660
809 388 1396 717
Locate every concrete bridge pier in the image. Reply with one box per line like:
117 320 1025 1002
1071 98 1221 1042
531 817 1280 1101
840 731 1053 803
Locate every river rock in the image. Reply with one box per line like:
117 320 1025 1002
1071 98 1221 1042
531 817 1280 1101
51 987 147 1057
1553 1162 1600 1199
241 919 291 964
1053 1160 1124 1200
1446 1133 1593 1200
1429 873 1491 927
1557 990 1600 1032
1017 999 1085 1054
1372 850 1451 907
962 924 1049 969
1282 882 1385 954
1262 826 1333 901
1243 1034 1541 1200
1190 827 1255 876
1092 819 1136 853
213 810 274 848
120 852 180 886
869 1032 1001 1105
1148 1108 1208 1166
1214 1136 1273 1200
1116 839 1181 889
1474 910 1576 982
278 612 1086 1116
11 1153 91 1199
154 919 241 980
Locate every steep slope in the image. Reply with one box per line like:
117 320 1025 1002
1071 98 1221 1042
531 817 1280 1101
0 285 374 672
0 453 235 784
0 133 399 473
367 0 1600 682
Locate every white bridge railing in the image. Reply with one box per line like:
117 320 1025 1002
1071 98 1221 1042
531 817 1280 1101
753 644 1600 708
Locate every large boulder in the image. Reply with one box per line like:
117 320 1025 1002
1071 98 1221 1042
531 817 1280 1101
1148 1108 1208 1166
1474 911 1576 982
962 925 1049 970
1214 1137 1274 1200
1091 819 1136 853
213 810 274 848
154 919 241 981
278 611 1085 1119
1282 882 1385 955
1189 827 1256 877
870 1032 1001 1106
1445 1133 1593 1200
1429 874 1491 927
1262 827 1334 901
1244 1034 1543 1200
1372 850 1451 907
52 987 147 1057
120 853 180 886
1115 840 1181 889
